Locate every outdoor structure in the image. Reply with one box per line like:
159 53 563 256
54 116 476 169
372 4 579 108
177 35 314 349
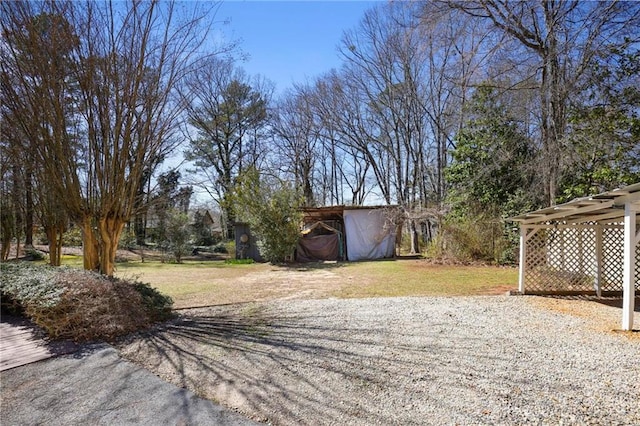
298 205 398 262
511 182 640 331
296 221 344 262
234 222 262 261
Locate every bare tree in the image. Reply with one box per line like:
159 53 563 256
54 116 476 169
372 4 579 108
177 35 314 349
271 86 320 206
308 71 375 205
337 2 437 252
415 4 507 203
1 2 77 264
2 0 217 275
447 0 640 204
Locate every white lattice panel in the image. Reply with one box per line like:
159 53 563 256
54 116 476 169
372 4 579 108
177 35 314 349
601 227 623 291
522 223 639 294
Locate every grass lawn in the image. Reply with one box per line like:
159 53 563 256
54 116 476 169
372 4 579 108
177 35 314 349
115 260 266 308
331 260 518 298
51 252 518 308
109 258 518 309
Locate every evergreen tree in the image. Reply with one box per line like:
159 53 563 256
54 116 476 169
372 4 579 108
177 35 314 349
232 167 303 264
447 85 538 219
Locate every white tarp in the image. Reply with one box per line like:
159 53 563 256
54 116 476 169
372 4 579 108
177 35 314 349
344 209 395 261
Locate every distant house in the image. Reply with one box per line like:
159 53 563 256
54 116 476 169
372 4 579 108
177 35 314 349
189 209 223 244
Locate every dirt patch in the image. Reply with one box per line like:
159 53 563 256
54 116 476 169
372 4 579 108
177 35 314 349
158 263 352 310
527 296 640 341
479 284 517 295
235 267 345 301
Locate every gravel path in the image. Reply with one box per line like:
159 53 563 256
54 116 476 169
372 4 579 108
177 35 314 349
118 296 640 425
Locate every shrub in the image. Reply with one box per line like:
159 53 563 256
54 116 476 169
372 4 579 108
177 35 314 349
62 226 83 246
118 227 137 250
212 242 228 254
162 209 192 263
0 263 173 342
232 167 303 264
35 228 49 245
426 216 515 264
225 240 236 258
131 281 174 322
24 247 46 261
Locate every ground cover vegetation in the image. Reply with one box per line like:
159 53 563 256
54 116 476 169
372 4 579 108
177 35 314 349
0 262 173 342
1 1 639 270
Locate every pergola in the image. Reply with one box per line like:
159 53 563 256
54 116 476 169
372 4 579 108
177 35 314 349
511 182 640 331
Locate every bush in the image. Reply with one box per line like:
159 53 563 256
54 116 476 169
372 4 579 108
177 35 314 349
62 227 83 246
426 216 515 264
25 247 46 261
232 167 302 263
0 263 173 342
162 209 192 263
35 228 49 245
212 242 228 254
131 281 174 322
225 240 236 258
118 227 137 250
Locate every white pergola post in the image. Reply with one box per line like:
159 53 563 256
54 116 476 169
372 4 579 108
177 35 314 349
621 202 638 331
518 226 527 293
594 225 603 298
518 227 538 294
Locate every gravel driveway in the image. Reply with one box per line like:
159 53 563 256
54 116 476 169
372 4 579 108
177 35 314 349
118 296 640 425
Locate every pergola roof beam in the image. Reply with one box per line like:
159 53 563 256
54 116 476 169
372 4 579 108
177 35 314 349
571 210 624 224
613 190 640 206
521 200 614 224
512 183 640 225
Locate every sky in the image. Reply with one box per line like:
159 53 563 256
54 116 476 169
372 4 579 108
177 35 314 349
214 0 380 95
179 1 380 202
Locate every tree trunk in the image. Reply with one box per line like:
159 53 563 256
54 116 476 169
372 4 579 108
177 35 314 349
46 226 63 266
24 170 34 248
12 165 22 259
1 208 12 261
134 212 146 246
98 216 125 277
409 219 420 255
395 222 404 256
80 217 100 272
0 238 9 261
14 231 21 259
223 193 236 240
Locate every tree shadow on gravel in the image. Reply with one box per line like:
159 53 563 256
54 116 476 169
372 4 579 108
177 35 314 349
119 312 380 423
117 306 491 424
116 301 639 425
